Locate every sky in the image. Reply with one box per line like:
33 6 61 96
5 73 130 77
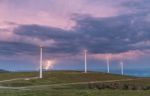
0 0 150 76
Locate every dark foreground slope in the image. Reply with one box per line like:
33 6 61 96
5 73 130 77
0 71 150 96
0 71 133 87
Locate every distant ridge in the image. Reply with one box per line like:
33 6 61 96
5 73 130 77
0 69 10 73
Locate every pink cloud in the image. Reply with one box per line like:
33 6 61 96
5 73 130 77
91 50 150 61
0 0 129 29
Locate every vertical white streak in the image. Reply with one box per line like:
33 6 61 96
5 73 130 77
120 61 124 75
107 56 110 73
40 47 43 78
84 50 87 73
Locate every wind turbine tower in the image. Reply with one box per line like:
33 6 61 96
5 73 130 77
106 55 110 73
39 47 43 79
84 50 87 73
120 61 124 75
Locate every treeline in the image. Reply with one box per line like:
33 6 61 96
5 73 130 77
88 83 150 90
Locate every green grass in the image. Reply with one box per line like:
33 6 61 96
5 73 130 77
0 72 38 80
0 71 149 96
0 88 150 96
117 78 150 86
0 71 134 87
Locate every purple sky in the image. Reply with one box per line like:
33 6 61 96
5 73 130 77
0 0 150 76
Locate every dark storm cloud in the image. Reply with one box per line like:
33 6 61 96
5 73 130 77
14 25 79 40
75 14 150 53
121 0 150 13
13 14 150 55
14 25 84 54
122 0 150 9
0 41 39 56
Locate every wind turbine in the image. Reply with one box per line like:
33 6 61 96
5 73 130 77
84 50 87 73
106 55 110 73
39 47 43 79
120 61 124 75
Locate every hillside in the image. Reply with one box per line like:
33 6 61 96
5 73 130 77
0 71 133 86
0 69 9 73
0 71 150 96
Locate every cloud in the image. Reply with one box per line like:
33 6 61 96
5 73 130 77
91 50 150 60
73 14 150 53
0 0 133 29
0 41 38 56
1 0 150 61
14 24 83 54
12 13 150 60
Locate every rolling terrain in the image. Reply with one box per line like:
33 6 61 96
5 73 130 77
0 71 149 96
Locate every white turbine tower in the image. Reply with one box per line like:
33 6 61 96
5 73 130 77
120 61 124 75
84 50 87 73
106 55 110 73
39 47 43 79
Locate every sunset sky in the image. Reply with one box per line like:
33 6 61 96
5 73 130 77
0 0 150 76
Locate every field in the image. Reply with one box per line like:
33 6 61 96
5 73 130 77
0 71 150 96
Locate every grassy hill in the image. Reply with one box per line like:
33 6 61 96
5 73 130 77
0 71 150 96
0 71 133 86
